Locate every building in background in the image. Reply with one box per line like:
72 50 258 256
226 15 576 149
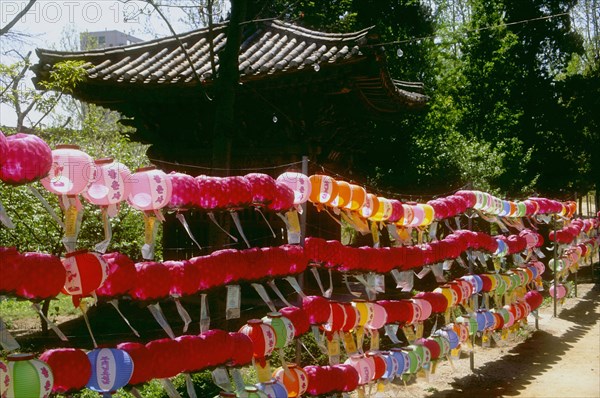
80 30 142 50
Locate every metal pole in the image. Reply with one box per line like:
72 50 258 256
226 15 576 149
295 155 309 364
467 210 476 372
553 215 558 318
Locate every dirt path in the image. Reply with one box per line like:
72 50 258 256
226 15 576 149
372 278 599 398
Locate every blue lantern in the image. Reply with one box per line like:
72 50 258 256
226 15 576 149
256 378 288 398
86 348 133 397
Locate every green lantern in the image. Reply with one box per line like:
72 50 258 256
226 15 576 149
262 312 294 349
5 353 54 398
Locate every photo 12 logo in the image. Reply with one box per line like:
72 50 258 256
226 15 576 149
1 1 142 25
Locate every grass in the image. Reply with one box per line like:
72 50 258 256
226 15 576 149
0 294 80 328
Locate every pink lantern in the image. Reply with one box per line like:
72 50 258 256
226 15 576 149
126 166 172 212
344 354 375 386
83 159 130 210
41 144 95 196
366 302 387 330
276 172 311 205
0 133 52 185
196 175 225 210
222 175 252 209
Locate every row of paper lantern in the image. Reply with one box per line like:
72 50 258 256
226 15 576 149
0 330 254 397
3 232 597 303
549 218 598 244
0 132 580 225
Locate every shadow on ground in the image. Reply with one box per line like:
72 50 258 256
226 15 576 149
426 283 599 398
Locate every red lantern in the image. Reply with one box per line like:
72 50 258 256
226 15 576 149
175 335 208 372
0 247 21 295
222 176 252 208
165 260 199 297
338 364 359 393
268 181 295 212
302 295 331 325
279 306 310 337
245 173 277 206
145 338 184 379
61 250 108 300
95 252 136 298
238 319 277 359
131 262 172 301
201 329 233 366
17 252 66 300
0 130 7 164
167 172 200 210
39 348 91 394
228 332 254 367
117 342 155 385
0 133 52 185
196 176 225 210
524 290 543 311
323 301 346 333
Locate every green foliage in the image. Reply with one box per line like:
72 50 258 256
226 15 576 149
38 60 87 93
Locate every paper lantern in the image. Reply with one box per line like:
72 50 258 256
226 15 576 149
196 176 224 209
263 312 295 349
244 173 277 207
276 172 311 205
345 184 366 211
416 338 440 360
388 199 404 223
0 247 21 295
549 284 567 300
96 252 136 298
3 353 53 398
39 348 90 394
16 252 66 300
0 133 52 185
366 302 387 329
380 351 399 380
273 364 308 398
403 348 421 374
389 348 408 375
302 296 331 325
165 260 199 297
222 176 252 208
239 320 277 358
344 354 374 386
116 342 154 385
61 250 109 299
340 303 359 332
524 290 543 311
279 307 310 337
330 180 352 209
411 298 432 322
256 379 288 398
145 338 184 379
228 332 255 367
41 144 95 195
175 335 208 373
0 131 7 165
167 172 200 210
398 204 414 226
126 167 172 212
268 182 295 212
131 261 171 301
365 352 386 381
87 348 133 395
359 193 379 219
0 359 10 398
409 344 430 368
201 329 233 367
239 386 269 398
308 175 338 205
437 328 459 350
337 364 359 393
324 302 346 333
83 159 130 209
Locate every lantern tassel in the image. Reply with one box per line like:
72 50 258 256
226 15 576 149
80 301 98 348
108 299 140 337
251 283 277 312
148 303 176 339
230 211 251 248
342 273 362 297
267 280 292 307
31 303 68 341
208 212 238 242
175 212 202 250
255 207 276 238
0 316 20 351
142 212 159 260
0 199 15 229
184 373 198 398
229 368 246 395
309 266 326 297
284 276 306 298
27 186 65 229
323 207 343 226
200 293 210 333
129 387 144 398
62 195 83 252
159 378 183 398
95 207 113 254
174 297 192 333
325 269 333 298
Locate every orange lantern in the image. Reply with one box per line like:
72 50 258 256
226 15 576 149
345 185 366 211
330 181 352 209
309 175 339 206
359 193 379 219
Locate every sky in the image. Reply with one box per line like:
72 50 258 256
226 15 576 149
1 0 196 128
